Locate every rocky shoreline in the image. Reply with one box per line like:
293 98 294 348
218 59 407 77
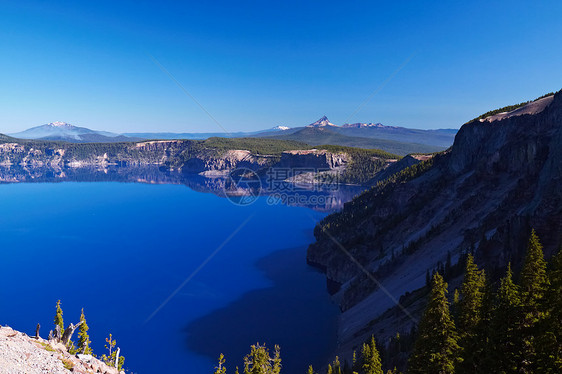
0 326 123 374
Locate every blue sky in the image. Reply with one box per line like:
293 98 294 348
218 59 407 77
1 0 561 133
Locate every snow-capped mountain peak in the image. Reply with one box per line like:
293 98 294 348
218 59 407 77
307 116 337 128
47 121 74 128
341 122 398 129
272 126 290 131
8 122 130 143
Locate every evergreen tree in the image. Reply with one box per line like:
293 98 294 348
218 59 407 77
520 230 549 312
360 336 383 374
77 308 92 355
408 273 460 374
519 230 550 372
215 353 227 374
243 343 281 374
101 333 125 370
456 254 486 373
489 263 522 373
307 365 315 374
332 356 342 374
475 276 495 371
54 300 64 334
537 249 562 373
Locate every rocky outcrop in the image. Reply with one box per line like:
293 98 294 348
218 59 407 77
0 139 374 183
0 326 123 374
308 91 562 359
277 149 350 169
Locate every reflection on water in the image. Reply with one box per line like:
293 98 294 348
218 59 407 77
0 165 365 211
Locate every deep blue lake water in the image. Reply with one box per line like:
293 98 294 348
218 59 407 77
0 180 346 373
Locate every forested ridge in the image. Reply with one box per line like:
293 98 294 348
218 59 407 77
213 230 562 374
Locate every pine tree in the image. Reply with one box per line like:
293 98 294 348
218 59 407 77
77 308 92 355
215 353 227 374
519 230 550 372
54 300 64 334
307 365 315 374
475 276 495 371
360 336 383 374
332 356 342 374
537 249 562 373
456 254 486 373
408 273 460 374
489 263 522 373
520 230 549 312
243 343 281 374
101 333 125 370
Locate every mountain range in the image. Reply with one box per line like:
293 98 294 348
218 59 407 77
8 118 457 156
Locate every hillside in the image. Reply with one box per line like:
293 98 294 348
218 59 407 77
0 136 403 185
307 91 562 363
9 122 141 143
331 126 456 147
0 326 123 374
260 127 442 155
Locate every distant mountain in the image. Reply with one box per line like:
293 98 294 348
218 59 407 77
253 116 457 153
257 125 443 156
271 125 291 131
307 116 337 128
9 117 456 151
124 126 292 140
342 122 388 128
332 125 456 147
10 122 140 143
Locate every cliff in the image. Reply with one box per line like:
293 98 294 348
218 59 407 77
307 91 562 358
0 138 398 185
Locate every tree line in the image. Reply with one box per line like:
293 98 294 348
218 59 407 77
53 301 125 370
214 230 561 373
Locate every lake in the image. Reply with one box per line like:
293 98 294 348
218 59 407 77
0 169 363 373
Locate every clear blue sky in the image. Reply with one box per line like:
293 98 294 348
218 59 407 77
1 0 561 134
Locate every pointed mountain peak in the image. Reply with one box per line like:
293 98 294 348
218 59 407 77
307 116 337 128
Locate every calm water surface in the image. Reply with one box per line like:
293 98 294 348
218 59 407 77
0 180 346 373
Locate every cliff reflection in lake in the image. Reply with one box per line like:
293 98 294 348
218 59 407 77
0 165 365 211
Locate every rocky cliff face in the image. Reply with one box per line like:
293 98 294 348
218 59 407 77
0 139 353 174
307 91 562 357
277 149 350 169
0 138 376 185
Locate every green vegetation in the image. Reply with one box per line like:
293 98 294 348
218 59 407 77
101 333 126 370
314 145 401 184
408 273 460 374
49 301 125 370
266 127 443 156
77 308 92 355
360 336 384 374
407 230 562 374
38 341 56 352
61 358 74 370
212 231 561 374
203 137 310 155
455 254 486 373
316 154 437 237
54 300 64 335
468 91 556 123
